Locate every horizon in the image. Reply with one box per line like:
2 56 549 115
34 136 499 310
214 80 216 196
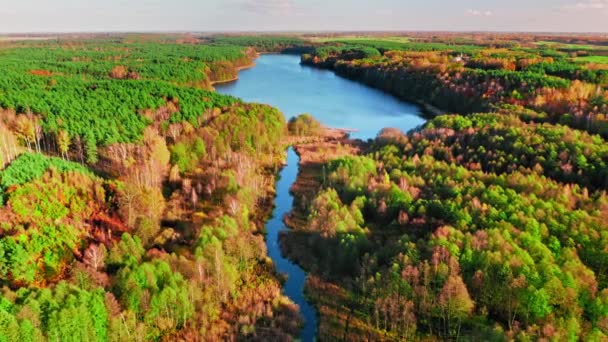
0 0 607 34
1 30 607 36
1 6 608 342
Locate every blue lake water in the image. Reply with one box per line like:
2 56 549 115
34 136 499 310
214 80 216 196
216 54 425 140
217 54 425 341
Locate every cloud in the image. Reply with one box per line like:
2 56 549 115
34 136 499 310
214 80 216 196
562 0 608 10
237 0 302 15
466 9 493 16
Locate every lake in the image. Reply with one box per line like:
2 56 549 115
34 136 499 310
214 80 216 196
216 54 425 140
216 54 425 341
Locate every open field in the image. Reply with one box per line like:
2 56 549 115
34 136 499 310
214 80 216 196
536 40 608 51
576 55 608 64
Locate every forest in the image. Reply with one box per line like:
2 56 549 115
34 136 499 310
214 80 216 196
0 32 607 341
302 36 608 136
283 34 608 341
0 35 301 341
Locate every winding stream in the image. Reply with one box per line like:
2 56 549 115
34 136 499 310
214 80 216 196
216 54 424 341
267 148 316 341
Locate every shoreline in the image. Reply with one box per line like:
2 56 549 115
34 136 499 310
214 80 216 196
418 101 445 117
301 59 447 118
209 61 257 86
211 50 303 86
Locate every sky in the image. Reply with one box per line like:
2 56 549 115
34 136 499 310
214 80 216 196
0 0 606 33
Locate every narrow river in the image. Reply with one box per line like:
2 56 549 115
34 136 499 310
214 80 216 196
216 54 424 341
266 147 316 341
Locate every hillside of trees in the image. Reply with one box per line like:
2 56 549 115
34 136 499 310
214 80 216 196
284 118 608 340
211 35 309 53
302 39 608 137
0 36 303 340
0 96 298 340
282 35 608 341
